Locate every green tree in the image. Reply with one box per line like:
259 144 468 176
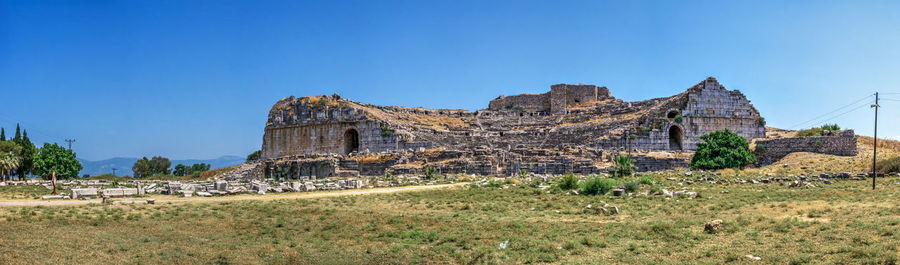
132 156 172 178
690 130 756 170
14 130 36 181
148 156 172 176
0 127 5 141
132 157 152 178
34 143 82 193
609 155 636 178
190 163 211 175
246 150 262 162
173 164 189 176
0 152 21 181
12 124 21 142
0 141 23 181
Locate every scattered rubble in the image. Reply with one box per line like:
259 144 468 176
4 176 417 200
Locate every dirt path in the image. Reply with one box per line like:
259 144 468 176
0 183 469 207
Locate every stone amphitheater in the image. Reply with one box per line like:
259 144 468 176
226 77 857 180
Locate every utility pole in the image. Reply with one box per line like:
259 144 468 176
65 139 76 150
871 92 880 190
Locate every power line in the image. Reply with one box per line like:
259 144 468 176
0 113 68 143
788 94 874 129
811 100 873 127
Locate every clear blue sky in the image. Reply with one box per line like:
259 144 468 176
2 0 899 161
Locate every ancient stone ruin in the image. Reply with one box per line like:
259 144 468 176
237 77 778 179
754 129 858 165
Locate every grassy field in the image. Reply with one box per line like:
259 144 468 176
0 185 70 200
0 175 897 265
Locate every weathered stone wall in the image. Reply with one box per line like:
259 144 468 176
630 155 690 172
260 77 769 177
618 77 766 151
262 121 407 158
263 158 336 180
487 93 549 112
488 83 609 114
680 78 765 149
261 95 435 158
754 130 857 165
550 84 609 114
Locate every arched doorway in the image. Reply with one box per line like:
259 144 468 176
667 110 680 119
344 129 359 155
668 125 683 151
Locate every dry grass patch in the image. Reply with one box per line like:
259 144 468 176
0 177 897 264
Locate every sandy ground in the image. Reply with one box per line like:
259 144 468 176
0 182 469 207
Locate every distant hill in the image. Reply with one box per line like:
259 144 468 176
77 155 246 177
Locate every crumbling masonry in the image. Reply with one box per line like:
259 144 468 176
249 77 771 179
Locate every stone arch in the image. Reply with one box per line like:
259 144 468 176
667 109 681 119
343 128 360 155
668 125 684 151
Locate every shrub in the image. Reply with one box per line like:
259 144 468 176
246 150 261 162
638 176 654 186
484 180 501 188
796 127 825 137
876 156 900 173
423 166 436 179
758 117 766 126
528 177 544 188
623 181 639 193
797 124 842 137
690 130 756 170
555 174 579 190
673 114 684 123
821 124 840 131
755 143 767 153
580 177 618 195
610 155 636 178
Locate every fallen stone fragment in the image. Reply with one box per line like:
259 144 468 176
41 195 67 200
704 219 724 233
498 240 509 250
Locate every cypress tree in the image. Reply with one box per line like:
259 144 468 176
0 127 5 141
13 124 21 142
16 129 36 180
